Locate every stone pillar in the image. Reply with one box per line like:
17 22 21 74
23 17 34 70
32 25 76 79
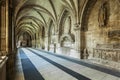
75 30 80 51
8 1 13 53
47 38 50 51
0 4 1 51
53 33 59 53
80 31 86 59
12 14 15 51
74 23 86 59
55 33 59 52
40 36 45 49
36 33 40 48
37 34 41 48
47 33 51 51
44 35 48 50
1 2 6 51
39 36 42 49
74 24 81 58
0 0 9 54
5 0 9 52
35 33 37 48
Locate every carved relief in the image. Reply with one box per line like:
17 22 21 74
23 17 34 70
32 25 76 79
118 53 120 62
62 37 71 47
108 30 120 39
98 1 109 27
74 23 81 31
93 43 120 62
60 34 75 47
94 49 101 58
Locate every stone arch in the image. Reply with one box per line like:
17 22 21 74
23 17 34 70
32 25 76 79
58 9 70 40
40 26 45 49
48 20 54 42
81 0 97 31
47 20 56 51
58 9 75 48
16 31 32 48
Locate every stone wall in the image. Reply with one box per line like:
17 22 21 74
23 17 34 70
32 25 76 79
85 0 120 56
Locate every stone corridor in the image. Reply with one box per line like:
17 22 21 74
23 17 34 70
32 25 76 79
15 48 120 80
0 0 120 80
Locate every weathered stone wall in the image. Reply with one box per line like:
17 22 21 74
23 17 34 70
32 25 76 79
85 0 120 55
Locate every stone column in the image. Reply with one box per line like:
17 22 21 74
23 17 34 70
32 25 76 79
0 5 1 51
1 2 6 52
37 33 41 48
0 0 9 53
53 33 59 53
47 37 50 51
74 24 81 58
5 0 9 52
44 34 48 51
8 1 13 53
47 30 50 51
39 36 45 49
12 16 15 51
80 31 86 59
35 33 37 48
36 33 40 48
55 33 59 53
74 23 86 59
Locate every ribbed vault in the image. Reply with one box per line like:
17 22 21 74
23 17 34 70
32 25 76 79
14 0 96 50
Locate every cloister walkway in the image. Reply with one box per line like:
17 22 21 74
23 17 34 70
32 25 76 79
15 48 120 80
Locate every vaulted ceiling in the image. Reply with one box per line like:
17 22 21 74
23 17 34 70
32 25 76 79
14 0 97 39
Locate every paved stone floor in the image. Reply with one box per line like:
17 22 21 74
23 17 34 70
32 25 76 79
15 48 120 80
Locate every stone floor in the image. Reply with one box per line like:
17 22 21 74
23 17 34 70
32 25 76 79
49 47 80 59
84 58 120 71
15 48 120 80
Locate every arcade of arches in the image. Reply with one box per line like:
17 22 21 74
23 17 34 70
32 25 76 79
0 0 120 80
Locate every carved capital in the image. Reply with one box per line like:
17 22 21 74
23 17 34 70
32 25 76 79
74 23 81 31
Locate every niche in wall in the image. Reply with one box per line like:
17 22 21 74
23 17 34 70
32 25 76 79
60 34 74 47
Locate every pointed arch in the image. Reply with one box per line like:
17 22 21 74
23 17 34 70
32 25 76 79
81 0 97 31
58 9 70 40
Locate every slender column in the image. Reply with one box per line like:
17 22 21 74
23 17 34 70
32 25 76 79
12 18 15 51
38 33 40 48
1 1 6 52
74 23 81 58
36 33 39 48
5 0 9 52
43 31 49 50
35 33 37 48
47 32 51 51
0 0 10 54
0 5 1 51
74 23 86 59
7 0 13 53
80 31 86 59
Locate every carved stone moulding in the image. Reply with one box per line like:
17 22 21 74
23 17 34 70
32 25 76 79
108 29 120 39
96 43 120 49
60 34 75 47
60 34 75 42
